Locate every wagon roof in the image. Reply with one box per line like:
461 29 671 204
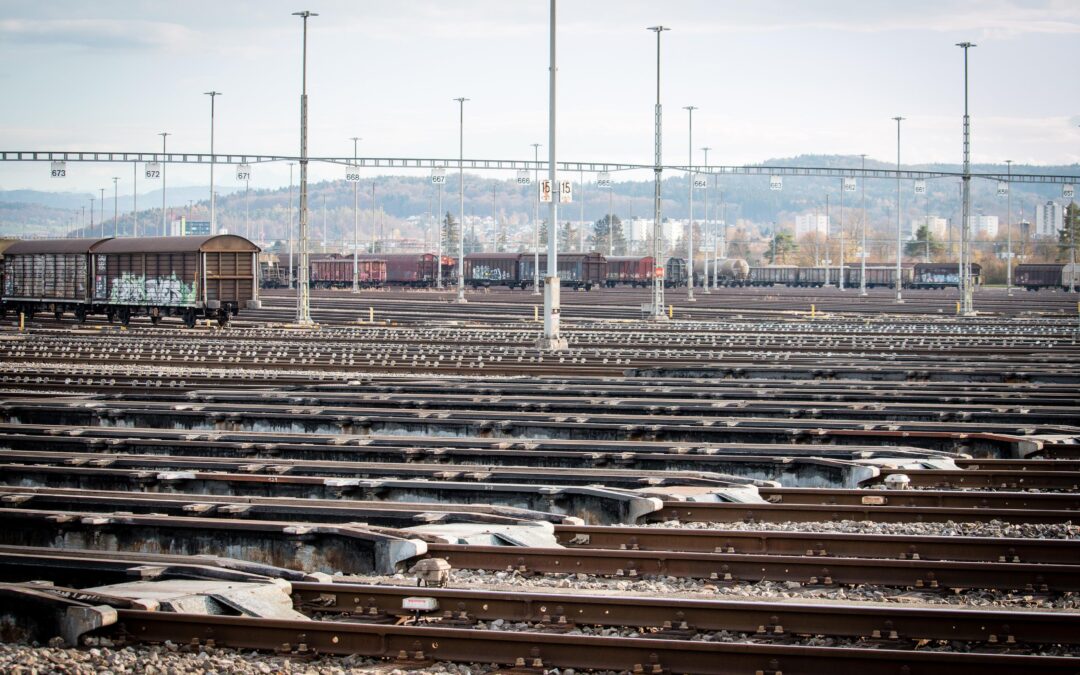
4 237 111 254
90 234 260 254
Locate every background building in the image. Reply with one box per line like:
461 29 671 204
1035 201 1064 238
795 214 829 238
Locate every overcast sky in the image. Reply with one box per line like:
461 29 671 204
1 0 1078 195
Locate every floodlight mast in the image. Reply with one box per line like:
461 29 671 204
647 25 670 321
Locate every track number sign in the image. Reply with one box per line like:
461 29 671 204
51 161 66 178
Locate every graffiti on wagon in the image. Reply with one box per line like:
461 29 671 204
107 272 197 306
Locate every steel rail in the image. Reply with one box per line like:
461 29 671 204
552 525 1079 564
422 543 1077 591
289 581 1080 646
653 501 1080 525
106 610 1080 675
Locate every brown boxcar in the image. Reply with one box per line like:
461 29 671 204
91 234 260 326
354 253 437 286
464 253 523 287
1014 263 1065 290
605 256 654 287
519 252 605 290
311 258 387 288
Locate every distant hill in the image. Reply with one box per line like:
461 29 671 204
3 155 1076 241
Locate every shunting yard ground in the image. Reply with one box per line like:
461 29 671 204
0 288 1078 675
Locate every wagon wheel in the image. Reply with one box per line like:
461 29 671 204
106 310 115 323
75 307 87 324
216 309 230 328
150 315 162 326
54 309 63 321
183 311 196 329
118 307 131 326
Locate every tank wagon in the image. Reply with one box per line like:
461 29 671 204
699 257 750 286
1 235 260 327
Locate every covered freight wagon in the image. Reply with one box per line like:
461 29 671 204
519 252 605 290
1014 263 1065 290
1 237 101 319
605 256 653 287
91 234 260 326
464 253 523 288
355 253 438 286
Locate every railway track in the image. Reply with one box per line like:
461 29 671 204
1 297 1077 673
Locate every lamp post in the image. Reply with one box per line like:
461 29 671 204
287 162 295 288
839 176 845 290
892 116 905 304
683 105 697 300
859 154 867 296
532 143 542 294
132 162 138 236
957 41 976 315
1005 159 1013 295
702 146 711 293
90 197 95 236
579 168 585 252
292 10 317 326
647 25 671 321
436 169 445 289
112 177 119 237
159 132 170 236
204 91 222 235
350 136 361 292
454 97 469 304
538 0 566 350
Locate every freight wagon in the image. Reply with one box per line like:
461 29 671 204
664 257 688 288
842 265 914 289
699 257 750 286
355 253 439 287
747 265 799 286
1 235 260 327
605 256 654 287
519 252 605 290
464 253 524 288
911 262 982 289
310 258 387 288
1010 262 1080 291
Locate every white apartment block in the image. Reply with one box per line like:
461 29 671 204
1035 201 1064 238
965 214 999 237
794 214 829 238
